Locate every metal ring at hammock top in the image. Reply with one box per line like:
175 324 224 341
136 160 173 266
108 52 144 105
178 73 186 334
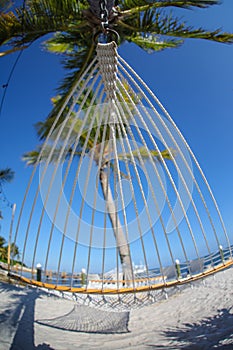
93 28 120 44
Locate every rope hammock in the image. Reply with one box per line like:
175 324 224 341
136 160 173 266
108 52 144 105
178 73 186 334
36 304 130 334
8 40 233 315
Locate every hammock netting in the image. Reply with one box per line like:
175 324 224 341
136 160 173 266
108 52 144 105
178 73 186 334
9 41 233 313
36 304 130 334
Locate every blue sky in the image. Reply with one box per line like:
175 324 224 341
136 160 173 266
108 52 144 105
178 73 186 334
0 1 233 272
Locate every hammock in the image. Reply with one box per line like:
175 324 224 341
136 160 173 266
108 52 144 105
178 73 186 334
36 304 130 334
8 41 233 314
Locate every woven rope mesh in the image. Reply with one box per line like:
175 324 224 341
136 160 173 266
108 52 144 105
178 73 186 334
36 304 129 333
9 41 233 309
39 285 180 312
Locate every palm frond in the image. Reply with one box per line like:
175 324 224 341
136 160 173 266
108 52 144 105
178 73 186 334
22 145 70 165
22 149 41 166
149 11 233 43
0 168 14 183
120 0 220 12
151 0 220 9
0 11 21 46
0 44 28 56
0 0 87 51
118 147 176 162
1 0 232 155
34 101 84 141
23 141 85 166
129 34 182 52
42 46 96 121
120 8 233 45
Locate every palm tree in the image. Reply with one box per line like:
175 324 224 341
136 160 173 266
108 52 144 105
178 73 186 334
1 0 233 281
0 246 7 261
0 170 15 265
0 235 6 248
0 168 14 220
0 235 7 261
23 97 173 282
8 242 20 260
0 235 20 262
0 168 14 184
0 1 233 109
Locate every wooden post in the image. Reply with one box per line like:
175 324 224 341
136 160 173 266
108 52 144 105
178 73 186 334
175 259 181 279
219 245 225 264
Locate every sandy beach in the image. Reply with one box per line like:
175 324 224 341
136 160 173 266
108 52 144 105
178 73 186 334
0 267 233 350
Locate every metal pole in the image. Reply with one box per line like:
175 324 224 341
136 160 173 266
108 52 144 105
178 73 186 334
8 203 16 271
36 263 42 282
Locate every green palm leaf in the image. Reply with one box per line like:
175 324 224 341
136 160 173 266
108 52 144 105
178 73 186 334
120 8 233 46
0 0 87 49
0 168 14 183
118 147 176 163
129 34 182 52
1 0 233 101
120 0 220 12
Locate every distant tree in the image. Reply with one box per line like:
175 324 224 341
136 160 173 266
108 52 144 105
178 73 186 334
0 235 6 248
0 235 20 262
0 168 14 184
0 235 7 261
8 242 20 260
0 168 14 220
0 246 7 261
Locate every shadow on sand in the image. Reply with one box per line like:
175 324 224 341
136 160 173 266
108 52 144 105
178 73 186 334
0 281 54 350
1 280 129 350
146 307 233 349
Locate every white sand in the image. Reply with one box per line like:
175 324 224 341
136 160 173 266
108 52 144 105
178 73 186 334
0 267 233 350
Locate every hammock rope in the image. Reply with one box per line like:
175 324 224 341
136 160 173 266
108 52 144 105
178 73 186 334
8 41 232 311
119 55 231 255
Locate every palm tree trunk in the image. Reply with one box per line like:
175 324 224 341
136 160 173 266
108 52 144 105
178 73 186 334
99 168 133 285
